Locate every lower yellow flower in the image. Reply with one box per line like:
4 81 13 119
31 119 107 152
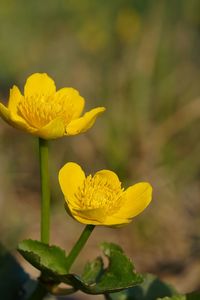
0 73 105 139
59 162 152 226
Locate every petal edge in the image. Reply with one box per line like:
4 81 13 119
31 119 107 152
8 85 23 114
66 107 106 135
113 182 152 220
59 162 86 209
35 118 65 139
24 73 56 97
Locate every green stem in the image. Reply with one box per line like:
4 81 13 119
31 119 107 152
39 138 50 244
66 225 95 272
28 282 47 300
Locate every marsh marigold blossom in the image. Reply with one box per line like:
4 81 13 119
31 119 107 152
0 73 105 139
59 162 152 226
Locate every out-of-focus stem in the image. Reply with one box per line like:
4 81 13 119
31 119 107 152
39 138 50 244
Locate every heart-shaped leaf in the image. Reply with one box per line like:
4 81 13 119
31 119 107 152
59 242 143 294
95 242 143 292
18 239 68 279
18 240 143 294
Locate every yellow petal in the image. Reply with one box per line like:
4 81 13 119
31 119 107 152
113 182 152 220
35 118 65 139
94 169 121 188
0 103 10 122
8 85 23 114
65 107 106 135
0 102 36 133
55 88 85 119
71 207 130 226
24 73 56 97
103 215 131 226
59 162 85 209
7 86 33 131
70 207 107 225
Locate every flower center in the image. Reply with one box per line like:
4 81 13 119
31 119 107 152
18 93 75 129
75 175 124 214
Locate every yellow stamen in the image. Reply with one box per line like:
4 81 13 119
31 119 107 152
18 93 75 129
75 174 124 214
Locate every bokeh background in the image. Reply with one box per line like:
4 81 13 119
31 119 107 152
0 0 200 299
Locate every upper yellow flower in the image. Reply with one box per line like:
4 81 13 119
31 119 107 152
59 162 152 226
0 73 105 139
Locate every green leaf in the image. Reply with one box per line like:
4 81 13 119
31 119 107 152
59 242 143 294
106 274 177 300
18 240 143 294
81 256 104 284
18 239 69 279
96 242 143 292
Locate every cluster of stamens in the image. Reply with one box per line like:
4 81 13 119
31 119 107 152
75 175 124 214
18 93 76 128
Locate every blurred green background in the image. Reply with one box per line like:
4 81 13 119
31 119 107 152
0 0 200 297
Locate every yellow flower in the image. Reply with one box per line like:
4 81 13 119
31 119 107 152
0 73 105 139
59 162 152 226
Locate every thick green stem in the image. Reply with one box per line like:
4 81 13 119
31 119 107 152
39 138 50 244
66 225 95 272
